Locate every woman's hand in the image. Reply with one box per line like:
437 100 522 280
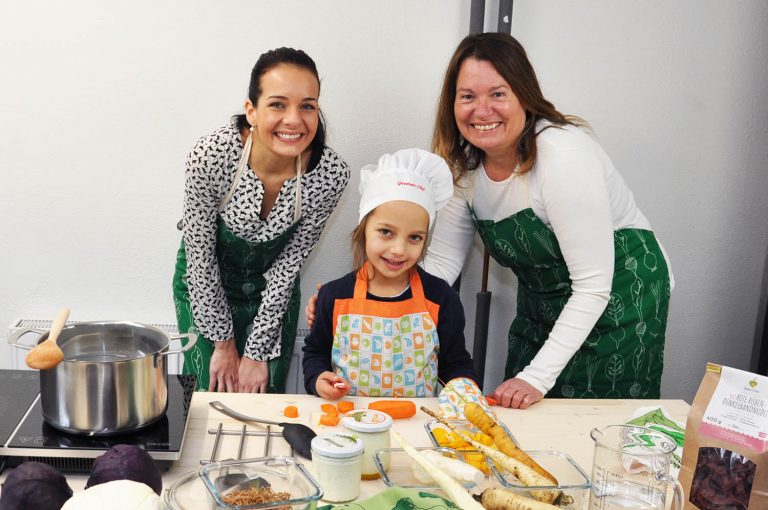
209 339 240 392
238 358 269 393
315 371 350 400
304 283 322 328
492 377 543 409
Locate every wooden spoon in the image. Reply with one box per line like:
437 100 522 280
26 307 69 370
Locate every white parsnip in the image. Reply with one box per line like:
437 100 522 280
412 450 485 486
453 433 560 504
464 403 557 484
392 431 484 510
420 406 560 505
482 488 562 510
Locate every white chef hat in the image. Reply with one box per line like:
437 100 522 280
358 148 453 226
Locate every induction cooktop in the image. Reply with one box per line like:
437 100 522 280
0 370 195 473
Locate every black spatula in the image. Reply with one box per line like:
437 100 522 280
209 401 316 459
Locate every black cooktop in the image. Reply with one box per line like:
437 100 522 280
0 370 196 472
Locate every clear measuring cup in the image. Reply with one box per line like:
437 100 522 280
589 425 683 510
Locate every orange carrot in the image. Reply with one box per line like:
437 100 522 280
368 400 416 419
283 405 299 418
320 403 338 415
319 413 340 426
337 400 354 414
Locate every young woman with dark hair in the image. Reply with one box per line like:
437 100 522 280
173 47 349 393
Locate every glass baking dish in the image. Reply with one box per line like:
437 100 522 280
196 456 322 509
495 450 591 509
373 446 488 491
424 418 518 482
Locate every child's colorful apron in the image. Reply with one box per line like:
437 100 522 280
331 266 441 397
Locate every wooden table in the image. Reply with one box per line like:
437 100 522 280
173 394 689 504
0 393 691 507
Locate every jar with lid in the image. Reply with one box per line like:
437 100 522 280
341 409 394 480
310 433 364 503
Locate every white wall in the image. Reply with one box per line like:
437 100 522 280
1 1 766 403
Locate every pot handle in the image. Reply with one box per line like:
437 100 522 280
162 332 198 356
7 328 46 351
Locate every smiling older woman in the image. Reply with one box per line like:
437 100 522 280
424 32 674 408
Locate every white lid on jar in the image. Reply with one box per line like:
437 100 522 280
341 409 394 433
311 433 365 459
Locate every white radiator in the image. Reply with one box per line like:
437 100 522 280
6 320 311 394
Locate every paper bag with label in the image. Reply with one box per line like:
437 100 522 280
679 363 767 509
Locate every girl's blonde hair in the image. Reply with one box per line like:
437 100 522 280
351 216 370 271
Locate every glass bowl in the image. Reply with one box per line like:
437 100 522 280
424 419 518 483
373 446 488 490
495 450 591 510
197 456 322 509
165 469 210 510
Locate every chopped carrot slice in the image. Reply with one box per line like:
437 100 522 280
319 413 340 426
283 405 299 418
320 403 338 415
337 400 354 414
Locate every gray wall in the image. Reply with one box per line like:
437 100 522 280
1 1 766 403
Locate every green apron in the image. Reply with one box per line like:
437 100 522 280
173 133 305 392
172 219 300 392
470 204 670 399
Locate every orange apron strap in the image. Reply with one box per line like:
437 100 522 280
347 265 436 322
354 264 425 301
408 268 425 301
352 264 369 299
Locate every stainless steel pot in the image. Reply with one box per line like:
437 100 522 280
9 321 197 435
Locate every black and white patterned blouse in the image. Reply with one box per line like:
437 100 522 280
182 121 350 360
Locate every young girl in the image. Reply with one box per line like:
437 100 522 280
302 148 477 399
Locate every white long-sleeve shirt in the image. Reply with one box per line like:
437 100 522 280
423 121 673 394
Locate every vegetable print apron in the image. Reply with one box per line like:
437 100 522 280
331 265 440 397
172 137 303 392
468 181 670 399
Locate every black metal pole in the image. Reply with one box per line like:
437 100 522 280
469 0 485 34
468 0 493 390
497 0 513 33
473 250 492 387
469 0 516 389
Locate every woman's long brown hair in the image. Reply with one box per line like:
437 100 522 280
432 32 585 181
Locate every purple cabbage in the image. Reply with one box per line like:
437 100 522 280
85 444 162 496
0 461 73 510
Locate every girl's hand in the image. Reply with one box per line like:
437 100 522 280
209 339 240 392
492 377 543 409
304 283 322 328
238 358 269 393
315 371 350 400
